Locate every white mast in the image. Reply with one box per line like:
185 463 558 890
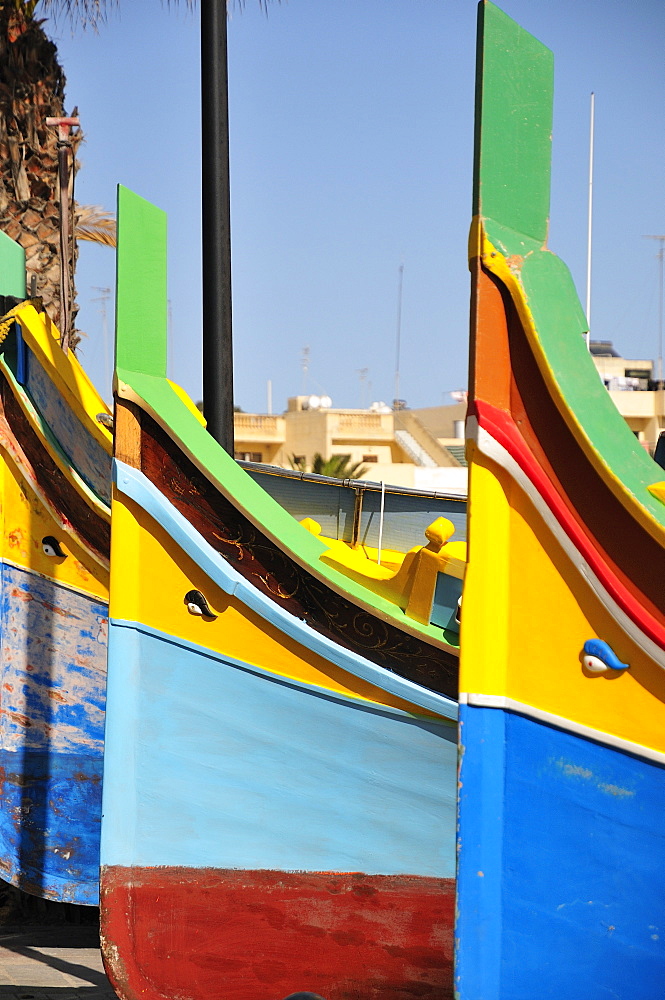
644 236 665 385
585 92 595 351
394 262 404 408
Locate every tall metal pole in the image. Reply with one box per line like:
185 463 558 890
201 0 234 453
393 262 404 408
658 248 665 389
644 235 665 386
585 92 594 351
657 244 665 387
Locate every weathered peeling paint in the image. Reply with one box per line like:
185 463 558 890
24 353 111 505
552 757 636 798
0 562 106 902
101 867 455 1000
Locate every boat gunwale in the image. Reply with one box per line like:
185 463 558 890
0 357 111 521
118 377 461 658
237 459 467 503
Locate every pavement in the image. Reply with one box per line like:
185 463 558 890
0 927 115 1000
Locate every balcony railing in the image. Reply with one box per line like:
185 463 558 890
234 414 285 441
332 412 393 437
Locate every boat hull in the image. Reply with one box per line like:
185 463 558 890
0 562 106 902
458 4 665 996
101 185 459 998
457 705 665 1000
0 296 111 903
101 615 457 999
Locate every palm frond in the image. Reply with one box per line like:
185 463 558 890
75 204 116 247
37 0 116 30
38 1 276 29
310 453 368 480
166 2 278 13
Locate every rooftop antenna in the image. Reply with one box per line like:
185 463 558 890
585 92 595 351
358 367 369 408
301 346 310 394
393 262 404 408
91 286 111 402
167 298 173 378
644 235 665 385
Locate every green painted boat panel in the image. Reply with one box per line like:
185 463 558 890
116 186 167 380
473 1 553 245
0 231 26 298
520 252 665 523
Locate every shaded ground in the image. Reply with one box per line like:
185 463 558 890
0 883 113 1000
0 925 115 1000
0 886 97 929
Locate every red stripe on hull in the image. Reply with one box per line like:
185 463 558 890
100 867 454 1000
475 399 665 650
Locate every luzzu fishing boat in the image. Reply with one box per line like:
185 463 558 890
457 4 665 998
0 230 111 903
99 187 462 1000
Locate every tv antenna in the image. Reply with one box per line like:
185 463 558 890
91 286 111 402
301 345 310 395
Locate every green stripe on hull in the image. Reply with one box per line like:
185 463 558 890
474 1 665 532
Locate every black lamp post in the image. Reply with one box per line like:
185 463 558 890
201 0 234 454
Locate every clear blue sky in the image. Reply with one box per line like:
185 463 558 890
51 0 665 411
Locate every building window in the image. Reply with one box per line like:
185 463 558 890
362 454 379 463
235 451 263 463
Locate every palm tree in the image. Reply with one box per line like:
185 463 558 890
0 0 270 377
0 2 78 327
290 453 369 480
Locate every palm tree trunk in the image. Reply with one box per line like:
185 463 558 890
0 4 80 335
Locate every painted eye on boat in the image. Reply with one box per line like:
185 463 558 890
455 595 462 624
184 590 217 620
42 536 66 558
582 639 629 673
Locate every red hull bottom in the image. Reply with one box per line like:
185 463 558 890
100 867 455 1000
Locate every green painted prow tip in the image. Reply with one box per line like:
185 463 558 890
115 185 167 380
0 230 26 299
474 1 553 251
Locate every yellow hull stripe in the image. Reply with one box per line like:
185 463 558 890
460 453 665 755
110 490 440 720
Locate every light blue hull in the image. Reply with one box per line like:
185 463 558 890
102 619 457 876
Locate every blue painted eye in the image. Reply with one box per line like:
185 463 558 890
582 639 629 673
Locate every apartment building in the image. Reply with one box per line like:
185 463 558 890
590 341 665 450
233 395 468 492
